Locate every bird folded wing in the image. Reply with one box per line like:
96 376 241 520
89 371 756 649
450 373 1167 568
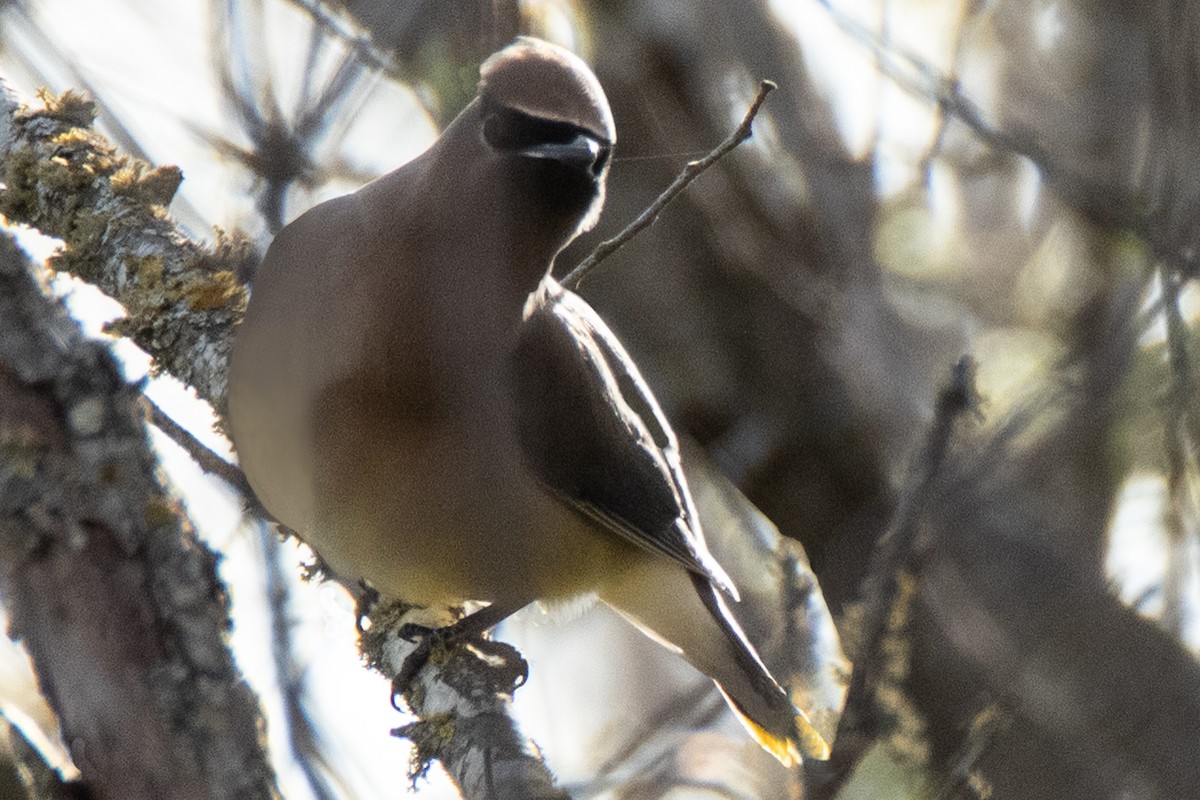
514 280 736 598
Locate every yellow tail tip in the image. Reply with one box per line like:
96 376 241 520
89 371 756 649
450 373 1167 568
794 711 832 761
737 708 832 766
713 684 832 765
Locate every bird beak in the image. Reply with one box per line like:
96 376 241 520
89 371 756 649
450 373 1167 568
520 133 610 176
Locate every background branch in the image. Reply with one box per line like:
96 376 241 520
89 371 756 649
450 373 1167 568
810 358 978 797
0 231 277 799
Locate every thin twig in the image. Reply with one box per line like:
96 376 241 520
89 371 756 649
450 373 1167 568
560 80 777 291
290 0 408 83
142 396 308 543
258 520 343 800
858 356 978 647
1157 264 1196 638
563 682 725 797
932 704 1004 800
809 357 978 798
142 396 254 497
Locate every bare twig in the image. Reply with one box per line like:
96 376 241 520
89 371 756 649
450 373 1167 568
1157 264 1197 638
142 396 253 496
257 520 343 800
857 356 978 645
289 0 407 83
809 357 978 798
560 79 777 290
932 704 1004 800
563 682 725 798
142 397 298 541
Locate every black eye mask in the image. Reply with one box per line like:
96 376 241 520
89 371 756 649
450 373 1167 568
483 105 611 176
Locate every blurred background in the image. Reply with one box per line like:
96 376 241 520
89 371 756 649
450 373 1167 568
1 1 1199 798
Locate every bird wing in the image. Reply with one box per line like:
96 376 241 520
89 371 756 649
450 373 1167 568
513 279 737 598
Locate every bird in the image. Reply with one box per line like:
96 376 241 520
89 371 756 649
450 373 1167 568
228 36 829 765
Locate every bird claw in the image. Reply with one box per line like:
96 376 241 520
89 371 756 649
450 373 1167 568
469 638 530 691
391 633 436 708
389 622 446 706
396 621 435 643
388 615 529 707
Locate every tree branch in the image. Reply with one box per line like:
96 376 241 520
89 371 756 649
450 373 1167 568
560 79 776 290
0 82 252 418
0 231 277 799
810 357 979 797
362 602 569 800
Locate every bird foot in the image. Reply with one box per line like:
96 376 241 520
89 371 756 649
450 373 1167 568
389 604 528 706
390 623 438 702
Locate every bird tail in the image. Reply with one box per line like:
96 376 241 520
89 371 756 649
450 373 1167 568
715 684 830 765
690 573 831 765
599 557 830 765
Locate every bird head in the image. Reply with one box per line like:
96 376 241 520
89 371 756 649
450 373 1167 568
476 37 615 253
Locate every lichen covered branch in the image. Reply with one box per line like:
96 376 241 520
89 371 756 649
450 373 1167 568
0 83 252 417
0 232 277 800
362 602 569 800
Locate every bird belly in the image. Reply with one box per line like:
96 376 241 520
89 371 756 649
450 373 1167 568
307 372 635 609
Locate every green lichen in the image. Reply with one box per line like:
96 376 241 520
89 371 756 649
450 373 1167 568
132 254 166 287
112 163 183 207
0 145 40 220
40 128 124 194
31 88 97 128
192 227 258 285
178 270 244 312
51 207 113 278
394 714 456 788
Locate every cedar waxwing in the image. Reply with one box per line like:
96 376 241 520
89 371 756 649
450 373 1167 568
228 37 829 764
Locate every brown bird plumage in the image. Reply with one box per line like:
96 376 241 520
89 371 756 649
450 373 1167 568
228 36 827 764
